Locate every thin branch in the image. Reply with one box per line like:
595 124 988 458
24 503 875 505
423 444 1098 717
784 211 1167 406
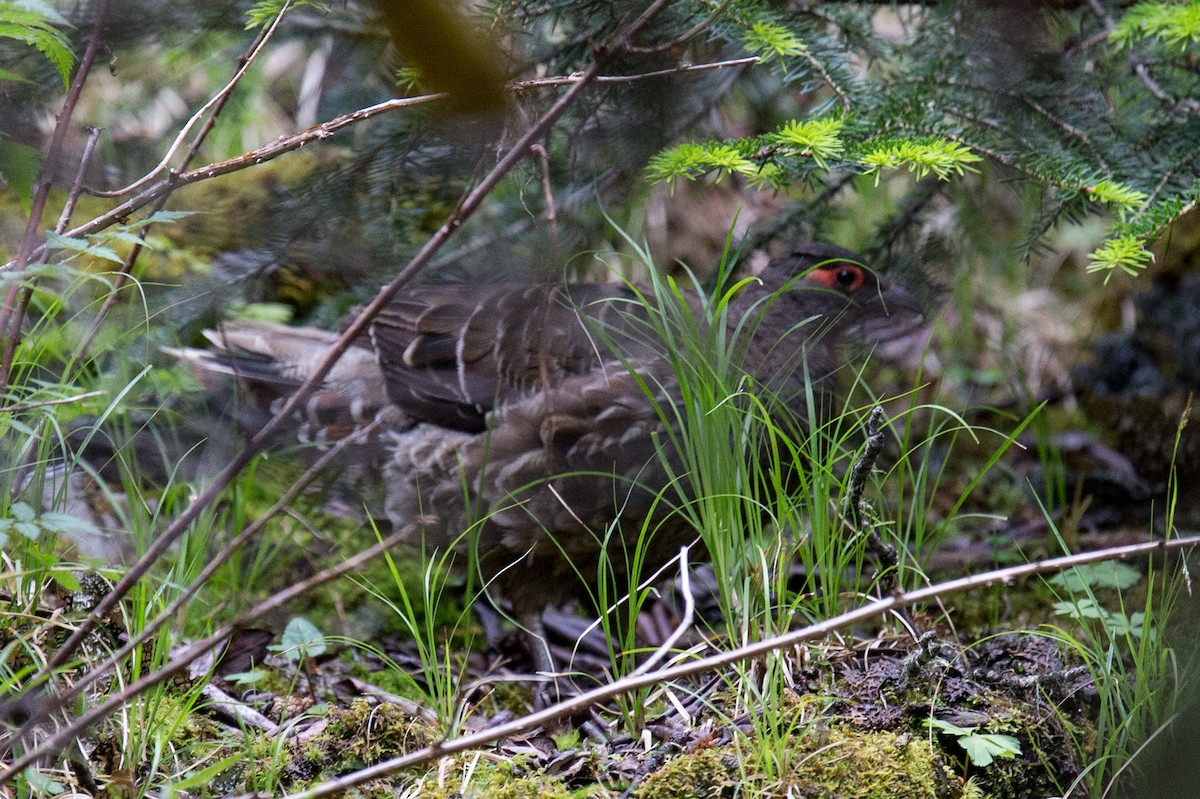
530 143 558 264
0 93 447 273
942 107 1037 154
0 390 106 415
53 127 103 233
1086 0 1200 117
798 49 851 114
65 14 273 382
88 0 293 199
899 124 1050 185
629 547 694 677
21 421 384 730
1010 94 1111 176
842 406 885 527
909 76 1112 175
624 0 734 54
0 525 414 782
278 534 1199 799
513 56 759 89
1141 142 1200 210
26 0 678 701
0 56 759 274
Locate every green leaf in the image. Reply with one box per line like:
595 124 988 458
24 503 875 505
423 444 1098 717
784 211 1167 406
236 302 295 324
49 569 79 592
244 1 329 30
39 512 101 537
742 20 806 61
1103 610 1146 639
225 669 268 685
272 617 326 661
161 754 243 794
0 66 33 83
10 501 34 522
1049 561 1142 591
1087 234 1154 280
768 117 845 168
1111 2 1200 50
929 718 1021 767
0 3 76 90
1088 179 1148 218
1053 597 1109 621
44 230 123 264
959 733 1022 767
23 768 64 795
859 137 983 184
141 209 193 225
646 142 762 185
396 65 423 94
927 718 973 736
43 231 90 252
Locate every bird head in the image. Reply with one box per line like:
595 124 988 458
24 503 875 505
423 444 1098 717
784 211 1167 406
763 242 925 345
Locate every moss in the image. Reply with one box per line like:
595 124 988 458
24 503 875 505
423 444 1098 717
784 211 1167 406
90 690 249 792
634 726 953 799
633 747 740 799
407 757 580 799
953 691 1086 799
293 699 440 778
778 728 951 799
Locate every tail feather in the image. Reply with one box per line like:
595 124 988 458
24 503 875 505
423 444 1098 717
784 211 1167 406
164 321 402 445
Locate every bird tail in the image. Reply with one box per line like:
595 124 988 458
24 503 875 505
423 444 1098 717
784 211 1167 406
164 320 402 447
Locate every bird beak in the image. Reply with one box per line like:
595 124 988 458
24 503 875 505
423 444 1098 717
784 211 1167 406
861 281 926 342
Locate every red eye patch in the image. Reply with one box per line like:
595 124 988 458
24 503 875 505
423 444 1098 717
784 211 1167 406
804 262 866 292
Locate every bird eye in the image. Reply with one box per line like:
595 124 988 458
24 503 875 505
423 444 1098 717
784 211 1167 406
835 266 863 290
806 262 866 292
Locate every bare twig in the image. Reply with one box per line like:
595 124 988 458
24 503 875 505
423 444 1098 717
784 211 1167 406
624 0 734 54
910 76 1111 175
1 56 759 274
530 143 558 264
276 534 1200 799
630 547 694 677
798 49 851 114
513 56 759 88
89 0 293 199
841 407 897 593
200 683 280 735
0 390 106 415
26 0 678 712
0 525 414 782
53 127 103 233
0 94 449 273
22 421 384 730
1085 0 1200 117
66 10 276 380
842 406 885 527
1141 143 1200 211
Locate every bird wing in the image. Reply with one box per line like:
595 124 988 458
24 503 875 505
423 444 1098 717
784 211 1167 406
367 282 650 432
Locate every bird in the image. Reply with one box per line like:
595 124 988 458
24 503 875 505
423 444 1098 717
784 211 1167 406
168 242 924 676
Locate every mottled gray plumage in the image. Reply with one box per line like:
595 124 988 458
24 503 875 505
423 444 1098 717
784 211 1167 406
170 243 923 670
